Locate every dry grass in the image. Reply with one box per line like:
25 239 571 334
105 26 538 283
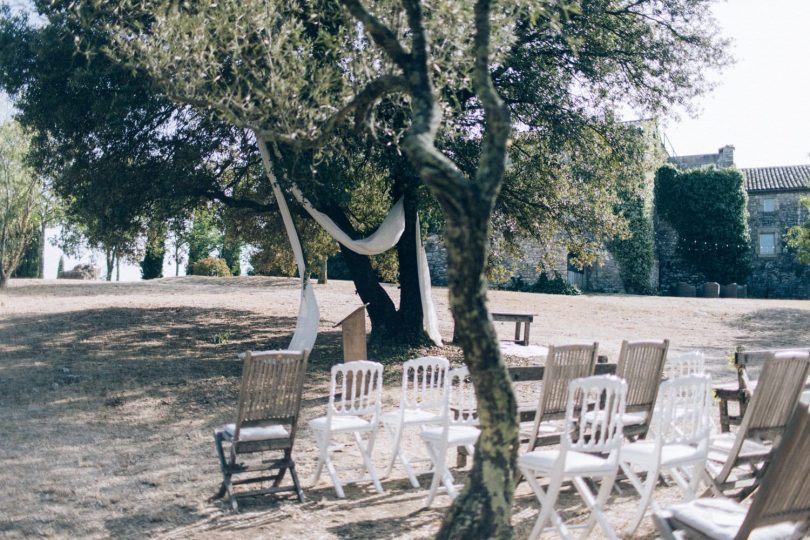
1 277 808 539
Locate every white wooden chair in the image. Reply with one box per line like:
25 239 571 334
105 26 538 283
654 403 810 540
380 355 449 488
664 350 706 378
518 375 628 540
619 374 714 533
419 366 479 506
308 360 384 498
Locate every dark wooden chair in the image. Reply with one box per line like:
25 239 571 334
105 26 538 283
615 339 669 440
654 401 810 539
704 351 810 500
214 349 309 510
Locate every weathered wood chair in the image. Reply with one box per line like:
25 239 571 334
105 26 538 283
381 355 449 488
615 339 669 440
214 349 309 511
704 350 810 499
518 375 628 540
521 342 599 452
654 402 810 540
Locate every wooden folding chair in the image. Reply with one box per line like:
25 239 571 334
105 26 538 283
521 343 599 452
704 350 810 499
655 402 810 540
615 339 669 440
214 349 309 511
380 355 449 488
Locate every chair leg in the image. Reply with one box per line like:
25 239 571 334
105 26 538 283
288 459 305 503
384 422 402 478
354 431 384 494
523 468 566 540
213 432 232 501
626 467 658 534
423 441 442 507
313 430 345 498
574 474 619 540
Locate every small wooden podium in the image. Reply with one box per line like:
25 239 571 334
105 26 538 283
334 303 369 362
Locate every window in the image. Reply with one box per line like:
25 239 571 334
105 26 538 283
759 232 776 256
763 198 777 212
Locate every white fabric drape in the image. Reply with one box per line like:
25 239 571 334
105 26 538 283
256 134 442 350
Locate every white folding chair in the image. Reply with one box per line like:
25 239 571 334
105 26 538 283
619 374 714 534
518 375 627 540
380 355 449 487
308 360 384 498
664 351 706 378
419 366 479 506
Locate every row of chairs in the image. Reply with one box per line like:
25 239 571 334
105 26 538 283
211 346 810 539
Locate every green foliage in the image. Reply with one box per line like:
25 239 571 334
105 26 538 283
498 272 581 296
220 236 241 277
15 228 41 278
57 255 64 275
185 207 221 274
785 197 810 264
655 165 751 283
191 256 232 277
606 122 664 295
0 120 44 286
140 221 166 280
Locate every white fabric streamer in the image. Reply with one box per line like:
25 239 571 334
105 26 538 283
256 134 442 350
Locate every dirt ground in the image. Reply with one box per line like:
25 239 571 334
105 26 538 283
1 277 808 539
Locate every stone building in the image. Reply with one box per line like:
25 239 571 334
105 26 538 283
424 142 809 298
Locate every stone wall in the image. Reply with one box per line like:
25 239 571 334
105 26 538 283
747 191 810 299
654 216 709 294
669 145 735 170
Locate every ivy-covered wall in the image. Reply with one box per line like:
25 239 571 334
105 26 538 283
655 165 751 288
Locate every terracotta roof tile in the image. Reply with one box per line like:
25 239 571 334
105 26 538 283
742 165 810 192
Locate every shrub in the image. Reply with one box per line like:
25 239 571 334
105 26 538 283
191 256 232 277
498 272 581 295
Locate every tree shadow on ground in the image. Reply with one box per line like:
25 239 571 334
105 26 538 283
730 308 810 351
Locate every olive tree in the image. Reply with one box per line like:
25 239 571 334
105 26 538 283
68 0 728 535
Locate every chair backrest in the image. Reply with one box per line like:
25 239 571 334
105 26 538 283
736 403 810 539
653 374 713 447
443 367 478 427
740 351 810 441
328 360 384 420
616 340 669 413
664 351 705 378
235 350 309 441
536 343 599 420
564 375 627 455
398 356 449 411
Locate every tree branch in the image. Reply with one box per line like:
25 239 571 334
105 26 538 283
338 0 412 71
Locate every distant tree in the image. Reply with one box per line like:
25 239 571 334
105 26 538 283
785 197 810 264
0 120 43 288
56 254 64 275
140 219 166 279
14 226 41 277
185 207 221 275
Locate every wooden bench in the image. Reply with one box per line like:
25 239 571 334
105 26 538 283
492 312 535 346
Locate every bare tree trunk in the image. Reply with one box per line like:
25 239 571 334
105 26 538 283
38 221 46 278
105 248 114 281
115 255 120 282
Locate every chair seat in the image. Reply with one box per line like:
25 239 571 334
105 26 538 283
309 415 371 432
621 441 704 467
708 432 771 460
518 420 566 438
667 497 800 540
420 425 480 446
519 449 615 475
583 410 647 426
221 423 289 442
380 408 442 426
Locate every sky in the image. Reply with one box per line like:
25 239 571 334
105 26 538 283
4 0 810 279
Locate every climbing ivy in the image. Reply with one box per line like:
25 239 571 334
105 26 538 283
785 197 810 264
655 165 751 283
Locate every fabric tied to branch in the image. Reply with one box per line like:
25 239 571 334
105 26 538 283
256 135 442 351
